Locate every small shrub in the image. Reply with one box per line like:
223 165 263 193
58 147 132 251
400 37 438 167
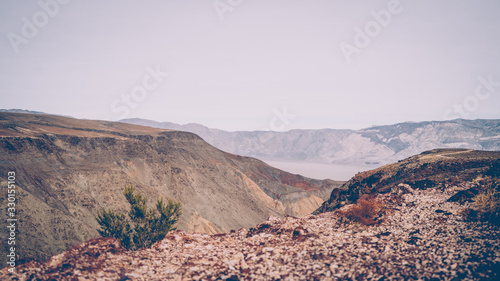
339 196 384 226
96 209 132 250
474 189 498 212
96 185 182 250
472 188 499 226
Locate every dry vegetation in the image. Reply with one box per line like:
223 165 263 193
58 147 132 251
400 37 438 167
338 195 385 226
472 187 500 226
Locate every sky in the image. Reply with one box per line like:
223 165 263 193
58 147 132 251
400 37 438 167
1 0 500 132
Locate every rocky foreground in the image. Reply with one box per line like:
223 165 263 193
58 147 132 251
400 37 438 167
3 184 500 280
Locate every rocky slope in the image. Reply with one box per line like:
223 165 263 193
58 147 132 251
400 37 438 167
0 112 340 262
3 181 499 280
315 148 500 214
122 118 500 166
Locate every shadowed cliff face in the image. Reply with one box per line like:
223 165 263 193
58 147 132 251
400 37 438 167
315 148 500 214
0 113 341 262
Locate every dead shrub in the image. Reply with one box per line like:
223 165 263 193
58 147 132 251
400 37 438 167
472 188 500 226
338 195 384 226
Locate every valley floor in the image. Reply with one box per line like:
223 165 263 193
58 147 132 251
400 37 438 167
3 184 500 280
261 159 381 181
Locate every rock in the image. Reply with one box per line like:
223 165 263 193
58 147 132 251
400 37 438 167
3 172 500 280
447 188 480 204
397 183 414 194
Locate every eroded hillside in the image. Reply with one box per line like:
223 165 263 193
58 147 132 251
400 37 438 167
315 148 500 214
0 113 340 262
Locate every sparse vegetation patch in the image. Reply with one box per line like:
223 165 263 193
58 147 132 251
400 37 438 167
96 185 182 250
338 195 384 226
472 187 500 226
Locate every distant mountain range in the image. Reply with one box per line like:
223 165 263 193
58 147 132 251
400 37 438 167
0 109 47 115
4 111 498 168
0 109 73 118
121 118 500 176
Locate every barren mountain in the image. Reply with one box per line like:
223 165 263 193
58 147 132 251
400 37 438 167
0 112 340 262
122 119 500 167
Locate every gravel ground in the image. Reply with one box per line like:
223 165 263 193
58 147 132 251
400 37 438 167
3 184 499 280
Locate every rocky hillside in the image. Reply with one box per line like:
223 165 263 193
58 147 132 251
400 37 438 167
315 148 500 214
4 181 499 280
122 118 500 166
0 112 340 262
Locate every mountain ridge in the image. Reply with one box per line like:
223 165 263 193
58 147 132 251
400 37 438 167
0 112 340 262
315 148 500 214
121 118 500 179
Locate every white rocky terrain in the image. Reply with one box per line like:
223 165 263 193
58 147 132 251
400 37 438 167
4 182 499 280
122 119 500 168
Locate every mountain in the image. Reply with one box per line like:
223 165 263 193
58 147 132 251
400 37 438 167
121 118 500 178
0 109 48 115
4 149 500 280
0 112 341 262
315 148 500 214
0 108 73 118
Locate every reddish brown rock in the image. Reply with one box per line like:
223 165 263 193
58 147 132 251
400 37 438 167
3 184 499 280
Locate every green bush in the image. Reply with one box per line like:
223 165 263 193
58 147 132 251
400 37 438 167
96 209 132 249
96 185 182 250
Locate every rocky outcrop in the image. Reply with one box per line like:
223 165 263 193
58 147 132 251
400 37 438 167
0 112 340 262
4 183 499 280
315 149 500 214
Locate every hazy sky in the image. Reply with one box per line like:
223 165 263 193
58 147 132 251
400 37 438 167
1 0 499 131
